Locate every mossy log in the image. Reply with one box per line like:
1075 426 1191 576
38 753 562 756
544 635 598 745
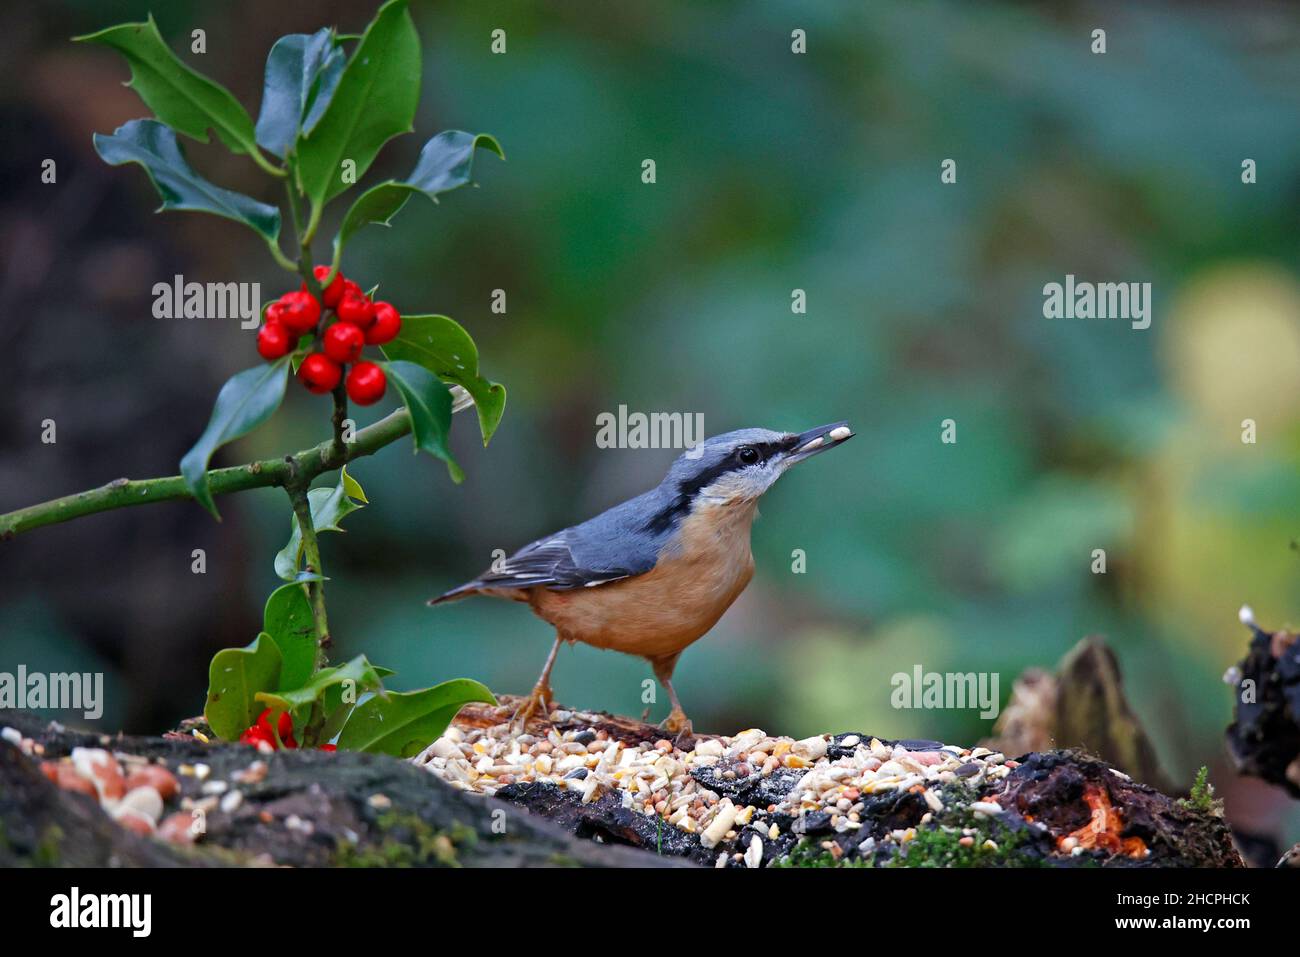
0 708 680 868
436 698 1239 868
0 702 1240 868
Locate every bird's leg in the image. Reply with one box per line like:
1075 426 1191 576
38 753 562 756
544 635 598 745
511 634 562 732
651 655 694 746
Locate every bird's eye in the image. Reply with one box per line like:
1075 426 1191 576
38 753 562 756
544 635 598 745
737 446 760 465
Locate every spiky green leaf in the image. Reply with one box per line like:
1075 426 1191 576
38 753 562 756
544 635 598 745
255 29 346 158
334 131 502 254
274 466 368 581
380 360 461 481
93 120 281 240
75 16 261 157
381 315 505 444
294 0 420 205
180 357 292 518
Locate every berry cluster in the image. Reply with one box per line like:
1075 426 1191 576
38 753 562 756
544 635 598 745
239 707 337 752
257 265 401 406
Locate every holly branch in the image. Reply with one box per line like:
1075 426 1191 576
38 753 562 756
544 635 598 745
0 390 476 540
4 1 506 757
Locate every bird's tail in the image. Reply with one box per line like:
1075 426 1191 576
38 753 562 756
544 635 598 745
427 581 482 606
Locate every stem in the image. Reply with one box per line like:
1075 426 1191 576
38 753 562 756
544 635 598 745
303 698 325 748
250 148 288 179
278 168 334 667
284 178 305 250
285 462 331 665
0 410 413 539
302 200 323 246
287 182 325 300
264 235 298 272
331 385 349 460
326 244 342 285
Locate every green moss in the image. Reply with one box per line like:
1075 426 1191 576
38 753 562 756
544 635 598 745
1178 766 1223 816
33 824 64 866
771 838 873 868
336 811 476 867
884 800 1044 868
885 819 1036 868
771 784 1046 868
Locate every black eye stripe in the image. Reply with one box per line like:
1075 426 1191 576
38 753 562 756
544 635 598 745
739 439 791 463
639 437 795 534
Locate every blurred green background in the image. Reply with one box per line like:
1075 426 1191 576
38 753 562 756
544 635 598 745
3 0 1300 849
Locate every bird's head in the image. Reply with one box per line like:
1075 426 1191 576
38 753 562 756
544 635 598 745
662 421 854 509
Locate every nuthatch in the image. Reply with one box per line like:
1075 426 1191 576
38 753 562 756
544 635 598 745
431 421 854 737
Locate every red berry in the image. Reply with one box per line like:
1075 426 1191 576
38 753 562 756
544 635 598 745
323 322 365 364
265 301 287 325
246 708 297 748
278 290 321 334
342 279 363 298
298 353 342 394
240 725 274 749
346 361 387 405
366 302 402 345
311 265 346 308
253 708 294 740
336 292 375 330
257 321 295 360
319 743 338 752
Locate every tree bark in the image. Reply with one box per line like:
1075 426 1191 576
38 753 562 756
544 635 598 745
0 709 681 868
1225 615 1300 797
0 700 1240 868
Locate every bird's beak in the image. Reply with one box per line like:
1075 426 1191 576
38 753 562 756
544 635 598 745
784 421 854 466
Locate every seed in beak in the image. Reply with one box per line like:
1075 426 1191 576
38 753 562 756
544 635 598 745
829 426 851 441
797 436 824 454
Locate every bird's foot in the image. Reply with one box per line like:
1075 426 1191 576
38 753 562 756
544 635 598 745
509 684 553 733
659 707 694 749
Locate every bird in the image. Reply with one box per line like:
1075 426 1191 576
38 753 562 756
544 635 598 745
430 421 854 739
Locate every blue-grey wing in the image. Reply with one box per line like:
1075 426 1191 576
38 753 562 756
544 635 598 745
430 489 671 602
484 533 645 589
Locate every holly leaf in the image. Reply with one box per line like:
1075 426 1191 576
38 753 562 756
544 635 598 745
294 0 420 206
254 654 387 714
274 466 368 581
381 315 505 444
204 634 282 741
337 679 495 757
255 29 346 158
316 663 398 743
93 120 282 240
334 131 503 255
380 360 461 481
180 357 292 519
75 16 262 158
262 583 317 691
